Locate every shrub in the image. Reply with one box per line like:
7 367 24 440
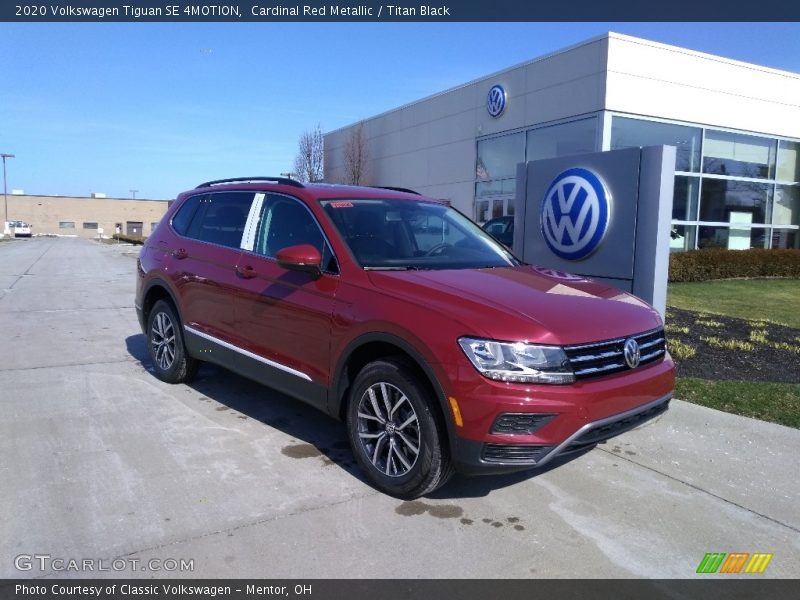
112 233 146 245
668 249 800 282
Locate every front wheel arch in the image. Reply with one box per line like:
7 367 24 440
329 333 456 455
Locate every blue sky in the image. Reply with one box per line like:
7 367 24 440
2 22 799 199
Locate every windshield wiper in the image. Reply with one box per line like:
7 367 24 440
363 266 413 271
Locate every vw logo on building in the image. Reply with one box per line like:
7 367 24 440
623 338 641 369
540 167 611 261
486 85 506 117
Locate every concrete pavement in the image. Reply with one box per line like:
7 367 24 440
1 237 798 578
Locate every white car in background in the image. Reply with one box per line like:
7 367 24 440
12 221 32 237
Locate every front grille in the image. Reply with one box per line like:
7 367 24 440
564 328 666 380
491 413 556 435
482 444 554 463
563 398 670 451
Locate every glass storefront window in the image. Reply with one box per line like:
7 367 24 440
526 118 597 162
492 199 504 219
698 225 769 250
475 200 490 223
698 179 771 225
703 130 776 179
777 141 800 183
611 117 701 172
669 225 697 252
773 185 800 227
475 179 516 198
771 229 799 249
673 176 699 221
476 133 524 181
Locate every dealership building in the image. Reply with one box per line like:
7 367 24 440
324 32 800 251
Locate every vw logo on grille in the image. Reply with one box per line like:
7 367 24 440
486 85 506 117
624 338 641 369
540 167 611 261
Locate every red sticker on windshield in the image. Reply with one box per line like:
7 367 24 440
330 201 353 208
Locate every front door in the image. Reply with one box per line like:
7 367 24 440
232 193 339 410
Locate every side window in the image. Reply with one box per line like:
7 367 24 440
171 194 203 236
254 194 338 273
186 192 253 249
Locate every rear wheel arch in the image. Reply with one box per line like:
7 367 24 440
142 279 183 326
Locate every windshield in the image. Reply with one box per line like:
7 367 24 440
320 198 519 270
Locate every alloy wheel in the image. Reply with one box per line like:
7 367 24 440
356 382 421 477
150 311 176 371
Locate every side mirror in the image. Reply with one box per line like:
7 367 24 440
276 244 323 279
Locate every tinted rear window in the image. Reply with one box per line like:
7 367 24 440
171 195 203 236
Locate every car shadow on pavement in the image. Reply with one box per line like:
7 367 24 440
126 333 595 500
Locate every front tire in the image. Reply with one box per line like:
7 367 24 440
346 359 452 499
146 300 198 384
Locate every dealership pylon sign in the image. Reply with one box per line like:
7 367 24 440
514 146 675 317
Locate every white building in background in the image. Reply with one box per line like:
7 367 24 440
324 32 800 251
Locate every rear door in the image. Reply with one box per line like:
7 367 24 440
231 192 339 409
169 191 254 350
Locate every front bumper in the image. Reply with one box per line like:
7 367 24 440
451 393 670 474
445 355 675 474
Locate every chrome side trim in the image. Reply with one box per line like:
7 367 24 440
184 325 312 382
532 393 672 469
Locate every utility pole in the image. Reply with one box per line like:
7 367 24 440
1 153 15 236
130 189 139 199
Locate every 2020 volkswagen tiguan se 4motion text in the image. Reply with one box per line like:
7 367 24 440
135 177 674 499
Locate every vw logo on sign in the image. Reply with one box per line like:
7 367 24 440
623 338 641 369
540 167 611 261
486 85 506 117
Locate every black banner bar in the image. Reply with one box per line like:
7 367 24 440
2 0 800 22
2 580 800 600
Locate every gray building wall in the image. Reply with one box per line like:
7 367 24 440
324 32 800 222
324 35 611 212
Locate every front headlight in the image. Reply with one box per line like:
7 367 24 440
458 337 575 384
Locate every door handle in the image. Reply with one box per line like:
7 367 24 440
236 264 257 279
172 248 188 260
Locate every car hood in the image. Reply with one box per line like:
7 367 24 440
366 265 663 346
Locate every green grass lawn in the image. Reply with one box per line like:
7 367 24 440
667 279 800 328
668 278 800 428
675 378 800 428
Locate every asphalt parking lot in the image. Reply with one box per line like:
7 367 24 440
1 237 798 579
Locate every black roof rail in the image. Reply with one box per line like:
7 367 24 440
195 176 304 189
373 186 420 195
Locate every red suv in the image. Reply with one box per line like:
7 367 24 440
135 177 674 498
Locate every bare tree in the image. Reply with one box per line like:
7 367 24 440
343 123 369 185
293 125 324 183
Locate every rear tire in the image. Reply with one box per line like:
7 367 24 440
346 359 452 499
146 300 198 384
